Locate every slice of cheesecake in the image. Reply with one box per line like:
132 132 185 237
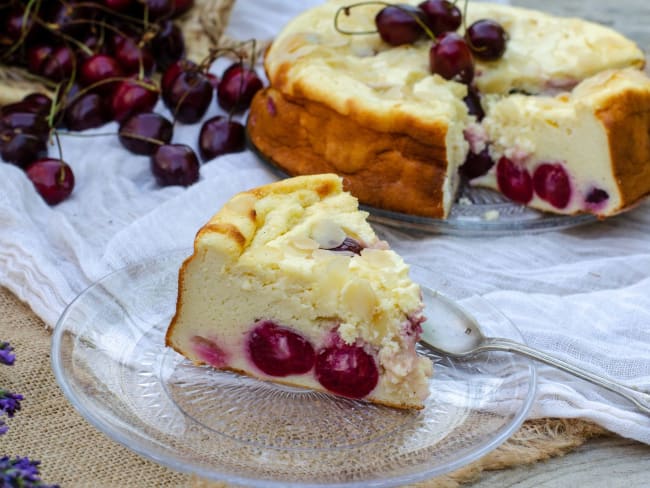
166 174 432 409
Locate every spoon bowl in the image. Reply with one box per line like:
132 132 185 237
418 286 650 415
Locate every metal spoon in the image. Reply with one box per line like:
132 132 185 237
418 287 650 415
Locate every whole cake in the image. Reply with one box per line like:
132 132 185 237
166 174 432 409
247 0 650 218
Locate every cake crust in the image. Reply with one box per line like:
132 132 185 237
248 87 451 218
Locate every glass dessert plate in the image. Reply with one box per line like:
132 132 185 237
52 249 536 487
250 141 597 236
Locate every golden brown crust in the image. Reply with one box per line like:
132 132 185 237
247 87 451 218
596 87 650 210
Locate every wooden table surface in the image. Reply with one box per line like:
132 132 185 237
473 436 650 487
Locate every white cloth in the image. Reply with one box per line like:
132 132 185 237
1 0 649 446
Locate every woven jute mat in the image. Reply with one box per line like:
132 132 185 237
0 285 609 487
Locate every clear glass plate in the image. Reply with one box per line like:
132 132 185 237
249 142 596 237
52 249 536 487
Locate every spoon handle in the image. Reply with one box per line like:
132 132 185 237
480 338 650 415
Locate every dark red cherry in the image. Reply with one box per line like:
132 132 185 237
25 158 75 205
161 59 197 94
27 45 53 75
460 148 494 180
586 188 609 205
466 19 507 61
150 20 185 71
40 46 75 82
111 78 159 123
429 32 475 84
217 63 264 113
496 156 533 204
22 94 53 115
325 237 365 255
164 70 213 123
0 132 48 169
119 112 173 155
0 111 49 140
418 0 462 36
315 337 378 399
198 116 246 161
375 4 425 46
80 54 124 92
151 144 200 186
247 320 315 377
113 35 155 76
103 0 133 11
533 163 571 209
64 93 111 131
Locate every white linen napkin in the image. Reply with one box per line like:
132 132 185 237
1 0 649 446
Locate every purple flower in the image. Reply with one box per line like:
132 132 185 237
0 419 7 436
0 390 23 418
0 456 59 487
0 342 15 366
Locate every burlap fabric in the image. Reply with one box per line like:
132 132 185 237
0 285 608 487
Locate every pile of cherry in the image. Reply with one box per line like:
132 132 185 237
364 1 507 84
0 0 264 205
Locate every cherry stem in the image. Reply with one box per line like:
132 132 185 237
334 1 437 42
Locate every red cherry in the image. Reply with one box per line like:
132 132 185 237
27 45 53 75
80 54 124 93
161 59 197 95
151 144 200 186
217 63 263 113
150 20 185 71
119 112 173 155
460 148 494 180
375 4 425 46
466 19 507 61
112 35 155 76
0 132 48 169
40 46 75 82
64 92 111 131
533 163 572 209
103 0 133 11
247 320 315 377
163 70 213 123
418 0 462 36
429 32 475 84
198 116 246 161
496 156 533 204
25 158 75 205
315 336 378 399
111 78 159 123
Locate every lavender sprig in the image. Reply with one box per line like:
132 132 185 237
0 456 60 488
0 390 23 418
0 342 15 366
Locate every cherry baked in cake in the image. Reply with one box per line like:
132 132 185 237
247 0 650 218
166 174 432 409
